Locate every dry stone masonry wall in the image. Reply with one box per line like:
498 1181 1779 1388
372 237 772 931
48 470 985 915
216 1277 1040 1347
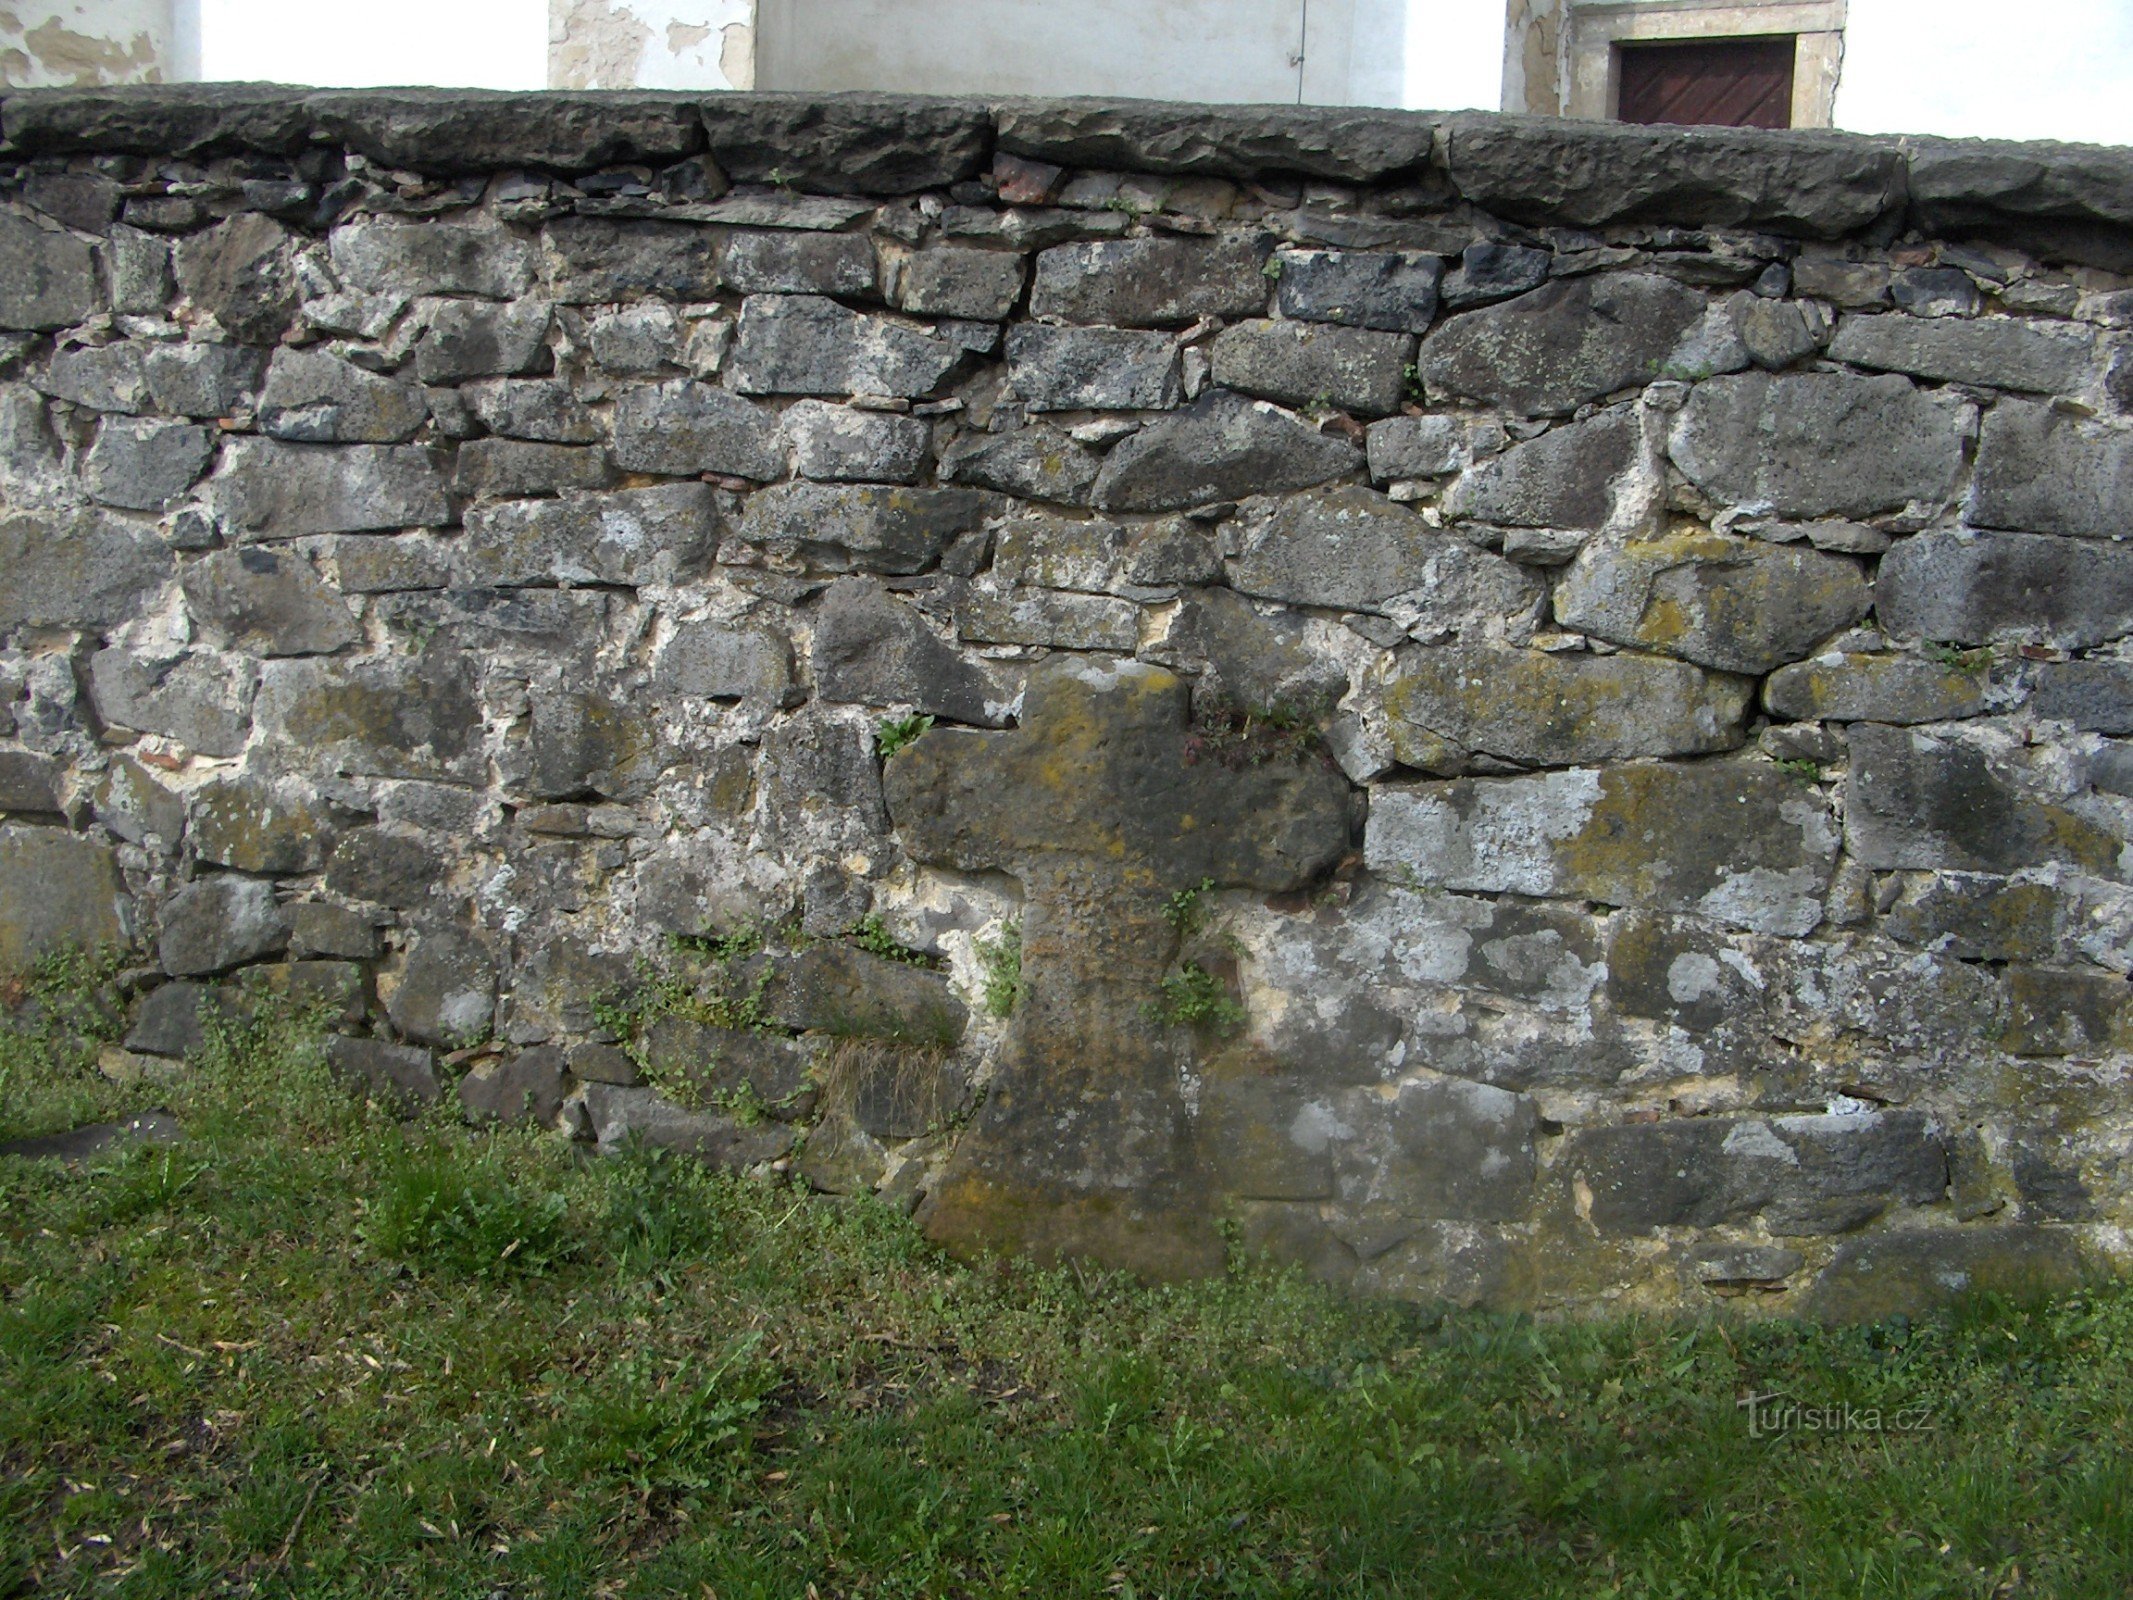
6 88 2133 1319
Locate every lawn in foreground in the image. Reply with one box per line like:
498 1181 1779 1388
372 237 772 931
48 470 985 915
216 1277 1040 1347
1 963 2128 1599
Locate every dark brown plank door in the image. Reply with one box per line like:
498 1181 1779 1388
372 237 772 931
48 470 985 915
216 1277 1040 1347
1616 36 1797 129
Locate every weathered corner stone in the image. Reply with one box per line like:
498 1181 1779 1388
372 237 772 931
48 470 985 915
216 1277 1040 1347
1804 1226 2090 1323
458 1046 568 1127
784 400 930 485
207 439 451 538
158 875 287 976
83 418 214 511
256 651 483 783
1972 401 2133 541
956 577 1140 652
0 508 175 631
1448 411 1636 530
189 775 334 874
611 380 781 479
0 827 129 974
738 482 996 575
1553 529 1872 675
1384 644 1750 769
1827 312 2092 394
1367 762 1839 934
722 228 876 296
1877 530 2133 650
939 423 1099 505
1162 585 1348 717
1846 723 2122 875
1209 319 1414 418
0 211 99 330
655 616 799 707
887 657 1349 1277
1764 652 1990 725
1227 485 1541 628
539 217 719 303
1091 392 1360 513
1275 248 1442 333
462 377 600 443
386 923 497 1048
727 295 967 399
581 1081 796 1167
173 213 299 344
459 482 714 588
87 648 254 758
2035 661 2133 734
1669 371 1967 519
182 546 358 658
1419 272 1704 417
141 342 267 419
258 347 427 444
329 216 534 300
414 299 553 385
1029 235 1267 327
891 246 1026 320
1004 323 1181 412
813 576 1013 726
326 1035 442 1112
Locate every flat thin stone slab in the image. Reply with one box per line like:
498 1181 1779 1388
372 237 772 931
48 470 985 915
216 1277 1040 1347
0 1112 181 1165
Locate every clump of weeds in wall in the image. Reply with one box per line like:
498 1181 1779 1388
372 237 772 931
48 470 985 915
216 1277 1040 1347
1147 962 1248 1036
847 913 939 970
876 713 934 760
1184 699 1327 770
591 927 788 1076
975 923 1026 1019
1162 879 1217 942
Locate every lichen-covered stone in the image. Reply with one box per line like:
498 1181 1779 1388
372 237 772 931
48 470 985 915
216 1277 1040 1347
0 508 174 631
414 299 553 384
1877 530 2133 650
1161 586 1348 717
82 418 214 511
539 217 719 303
1275 248 1442 333
655 617 798 707
1364 414 1500 481
727 295 967 398
813 576 1014 725
1846 723 2122 875
458 482 713 587
891 246 1025 319
1384 644 1750 769
158 875 287 976
451 439 613 500
1971 401 2133 541
1029 235 1267 327
207 439 451 538
1764 652 1991 724
386 923 497 1047
141 342 267 418
0 827 129 974
611 380 782 479
330 216 534 299
462 377 600 443
258 347 428 444
1881 872 2061 962
189 775 334 874
1003 323 1180 412
939 423 1099 504
255 650 483 783
1448 411 1636 530
1330 1078 1540 1223
182 546 358 657
1553 528 1872 675
1367 762 1839 935
1827 312 2092 394
86 648 254 758
1668 371 1967 519
955 578 1140 651
722 229 876 296
2034 661 2133 733
38 344 148 412
0 750 63 816
1804 1226 2090 1322
0 212 99 330
1419 272 1704 417
738 482 997 575
1209 319 1415 418
785 400 931 485
324 826 443 910
458 1046 568 1127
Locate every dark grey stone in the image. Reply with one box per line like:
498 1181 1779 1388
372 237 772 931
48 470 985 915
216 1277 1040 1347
0 508 174 631
324 826 443 910
892 246 1025 319
727 294 967 398
538 216 719 303
94 756 184 847
141 342 266 418
1971 401 2133 541
955 578 1139 651
83 418 214 511
1209 319 1414 417
109 225 172 313
172 213 299 344
1029 235 1268 327
581 1080 797 1166
38 342 148 411
414 299 553 384
1890 266 1980 318
257 348 427 445
1439 241 1550 309
308 88 702 171
386 923 498 1047
1420 272 1705 417
1365 414 1496 480
655 616 799 706
182 546 358 657
462 377 600 443
206 439 451 538
1828 313 2092 393
586 303 680 372
458 1045 569 1126
737 481 997 574
1847 723 2122 875
255 650 484 783
452 439 614 499
812 576 1013 725
0 210 100 330
0 826 130 974
0 1112 181 1165
1735 297 1821 370
1449 411 1635 529
86 648 254 758
939 423 1100 504
526 683 663 802
1764 652 1991 724
2003 965 2133 1057
1877 530 2133 650
2035 661 2133 733
0 749 62 815
784 400 931 484
325 1035 442 1111
702 92 989 193
287 901 379 961
1275 248 1442 333
1804 1225 2090 1322
459 482 713 587
611 380 782 479
1090 391 1360 512
994 99 1438 182
1003 322 1180 412
329 217 535 299
1881 872 2059 962
157 875 287 976
1163 586 1348 717
125 980 218 1057
1332 1078 1539 1223
721 228 876 295
189 774 335 873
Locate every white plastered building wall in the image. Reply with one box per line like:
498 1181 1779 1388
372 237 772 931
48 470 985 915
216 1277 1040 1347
2 0 199 86
551 0 1407 107
1503 0 1846 126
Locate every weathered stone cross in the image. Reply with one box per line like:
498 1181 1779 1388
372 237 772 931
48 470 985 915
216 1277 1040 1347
884 657 1350 1277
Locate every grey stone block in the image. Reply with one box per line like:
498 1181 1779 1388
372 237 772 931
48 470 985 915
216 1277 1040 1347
386 923 497 1047
189 774 335 873
0 749 63 815
0 826 130 974
207 439 451 538
326 1035 441 1112
586 303 680 372
258 347 427 443
737 481 998 574
414 299 552 384
2034 661 2133 734
1365 413 1499 481
255 650 484 783
94 756 184 847
1804 1225 2089 1323
721 229 876 296
1846 723 2121 875
654 617 799 706
1275 248 1442 333
462 377 600 443
182 546 358 658
0 508 174 631
891 247 1025 319
1209 319 1414 417
1828 312 2092 394
1091 392 1360 512
329 217 535 300
611 380 782 479
727 294 967 398
783 399 931 485
86 648 254 758
1439 241 1550 309
173 213 299 344
955 578 1140 651
1877 529 2133 649
38 343 148 411
83 418 214 511
1162 585 1348 716
580 1080 796 1166
1421 272 1705 418
458 1046 569 1127
1004 322 1180 411
141 342 267 418
157 875 287 976
324 826 443 910
0 211 100 330
539 216 719 303
813 576 1014 725
459 482 714 588
1764 652 1991 725
1448 411 1635 530
1029 235 1268 327
452 439 614 499
939 422 1099 504
286 901 380 961
1972 401 2133 540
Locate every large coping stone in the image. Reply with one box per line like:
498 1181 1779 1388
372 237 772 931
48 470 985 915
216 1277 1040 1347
1668 371 1968 520
1365 762 1840 936
993 99 1439 183
1383 644 1750 770
701 92 990 193
1970 402 2133 541
1419 272 1705 418
314 89 704 171
0 827 130 974
1442 115 1906 237
1090 392 1360 513
1876 530 2133 650
1907 136 2133 266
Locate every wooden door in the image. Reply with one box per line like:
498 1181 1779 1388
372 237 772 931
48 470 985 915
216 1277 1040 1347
1616 36 1797 129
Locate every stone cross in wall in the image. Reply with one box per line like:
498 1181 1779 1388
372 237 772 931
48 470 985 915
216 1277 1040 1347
884 657 1351 1277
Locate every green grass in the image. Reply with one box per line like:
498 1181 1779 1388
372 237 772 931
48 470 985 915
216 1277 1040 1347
3 967 2132 1597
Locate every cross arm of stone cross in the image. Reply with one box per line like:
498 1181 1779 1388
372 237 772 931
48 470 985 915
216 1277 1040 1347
880 657 1352 1280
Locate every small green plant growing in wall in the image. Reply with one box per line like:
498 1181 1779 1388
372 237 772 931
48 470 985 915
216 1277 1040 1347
1923 641 1993 677
974 923 1025 1019
1147 962 1247 1036
847 912 937 969
1163 878 1217 940
1772 756 1822 784
876 714 934 760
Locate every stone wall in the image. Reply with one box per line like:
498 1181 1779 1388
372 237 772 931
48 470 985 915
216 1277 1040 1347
4 88 2133 1320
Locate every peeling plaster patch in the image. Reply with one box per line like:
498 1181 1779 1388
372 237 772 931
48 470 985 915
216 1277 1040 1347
549 0 754 90
3 2 171 87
